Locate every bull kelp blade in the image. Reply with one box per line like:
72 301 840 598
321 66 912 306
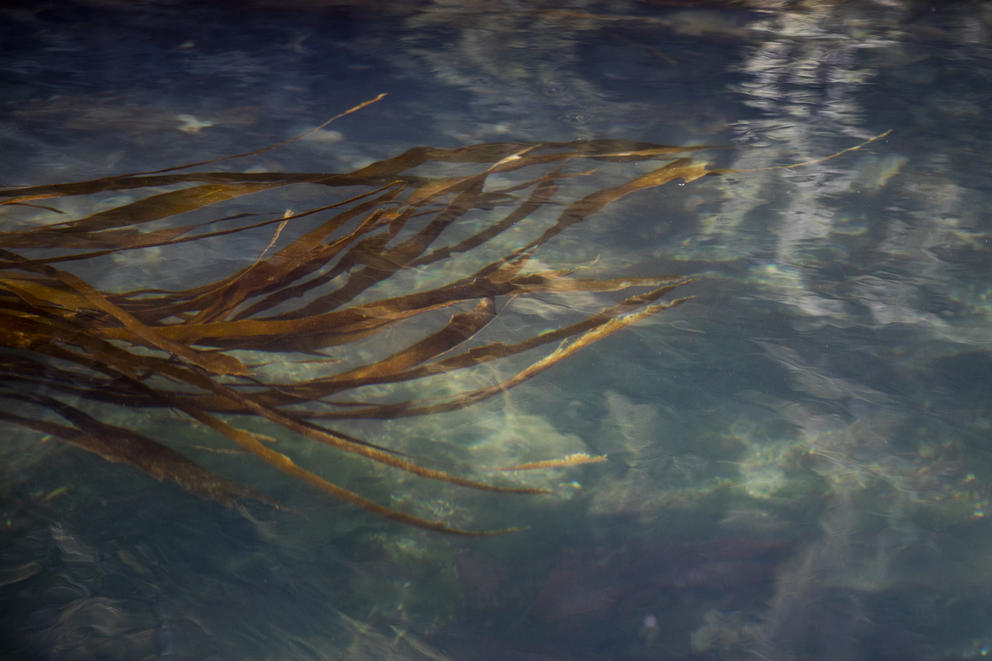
272 158 529 320
309 288 694 420
0 107 741 531
326 298 498 384
221 276 692 408
509 157 714 260
191 184 409 324
0 249 249 377
345 138 710 179
0 402 271 509
51 182 283 235
78 321 555 496
169 400 531 536
19 304 555 498
500 453 608 471
411 167 564 269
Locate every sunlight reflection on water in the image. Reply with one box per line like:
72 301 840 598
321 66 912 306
2 1 992 659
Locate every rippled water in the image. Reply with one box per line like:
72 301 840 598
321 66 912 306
2 2 991 659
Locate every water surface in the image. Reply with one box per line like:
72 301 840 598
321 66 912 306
2 2 991 659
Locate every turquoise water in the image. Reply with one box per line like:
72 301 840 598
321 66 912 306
2 2 991 659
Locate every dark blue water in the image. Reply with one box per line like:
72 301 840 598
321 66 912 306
2 2 991 659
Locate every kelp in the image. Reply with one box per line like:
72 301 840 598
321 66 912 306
0 95 890 534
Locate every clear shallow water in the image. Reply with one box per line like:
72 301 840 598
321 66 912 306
2 1 991 659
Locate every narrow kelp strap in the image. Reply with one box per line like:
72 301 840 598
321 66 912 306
0 94 890 533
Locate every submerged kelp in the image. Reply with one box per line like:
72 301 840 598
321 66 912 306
0 96 887 535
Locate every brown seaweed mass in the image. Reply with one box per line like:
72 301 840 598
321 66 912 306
0 95 885 535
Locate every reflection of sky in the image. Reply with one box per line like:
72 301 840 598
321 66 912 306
2 2 992 659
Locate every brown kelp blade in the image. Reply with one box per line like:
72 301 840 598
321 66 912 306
308 287 695 420
0 96 885 532
0 395 272 509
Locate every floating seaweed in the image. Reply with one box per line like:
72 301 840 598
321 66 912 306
0 95 889 534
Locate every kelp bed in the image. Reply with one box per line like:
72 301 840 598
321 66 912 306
0 97 889 534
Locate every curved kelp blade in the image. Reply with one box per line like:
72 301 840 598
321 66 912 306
0 394 273 509
0 96 885 533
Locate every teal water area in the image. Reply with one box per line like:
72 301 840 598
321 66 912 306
2 1 991 659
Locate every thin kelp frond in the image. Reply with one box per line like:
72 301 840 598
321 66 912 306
0 98 888 534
